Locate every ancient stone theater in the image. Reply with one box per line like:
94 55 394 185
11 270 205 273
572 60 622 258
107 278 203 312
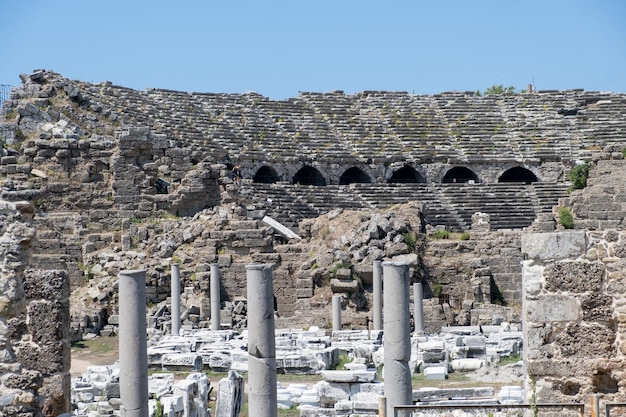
2 69 626 415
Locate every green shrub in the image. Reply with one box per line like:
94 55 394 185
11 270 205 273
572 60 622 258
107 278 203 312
459 232 470 240
432 280 443 298
558 207 574 229
430 230 450 239
568 161 591 191
402 232 417 251
330 261 351 276
333 353 350 370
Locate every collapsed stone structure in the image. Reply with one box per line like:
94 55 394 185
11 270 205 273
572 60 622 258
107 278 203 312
2 69 626 415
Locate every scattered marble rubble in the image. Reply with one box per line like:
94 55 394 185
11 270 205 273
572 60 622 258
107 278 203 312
71 366 211 417
71 323 524 416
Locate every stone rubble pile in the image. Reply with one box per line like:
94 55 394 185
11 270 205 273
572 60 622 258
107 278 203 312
72 366 211 417
69 323 523 416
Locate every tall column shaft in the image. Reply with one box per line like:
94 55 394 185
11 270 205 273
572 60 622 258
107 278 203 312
210 263 221 331
171 264 181 336
332 295 342 332
119 269 149 417
413 282 425 334
246 264 278 417
383 262 413 417
373 260 383 330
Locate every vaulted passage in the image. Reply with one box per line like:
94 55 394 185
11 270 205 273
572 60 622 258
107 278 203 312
442 167 478 183
498 166 538 184
339 167 371 185
253 165 281 183
388 166 425 183
293 166 326 186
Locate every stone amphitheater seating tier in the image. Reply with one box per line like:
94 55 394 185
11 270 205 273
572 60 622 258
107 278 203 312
241 183 569 233
73 78 626 166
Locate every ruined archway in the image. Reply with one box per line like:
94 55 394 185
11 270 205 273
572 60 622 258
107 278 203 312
442 166 478 183
293 166 326 186
388 166 425 183
339 167 371 185
253 165 280 184
498 166 538 184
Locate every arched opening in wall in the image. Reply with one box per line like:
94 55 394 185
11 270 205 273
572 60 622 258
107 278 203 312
388 165 425 183
293 166 326 186
339 167 371 185
498 166 538 184
442 167 478 184
253 165 280 184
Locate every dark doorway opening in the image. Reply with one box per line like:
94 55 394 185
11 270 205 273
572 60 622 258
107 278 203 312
498 167 538 184
293 166 326 186
339 167 371 185
388 166 425 183
442 167 478 183
253 165 280 184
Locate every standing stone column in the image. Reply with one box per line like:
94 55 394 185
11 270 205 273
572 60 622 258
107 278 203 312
413 282 425 334
210 263 221 331
332 295 342 332
246 264 278 417
373 260 383 330
119 269 149 417
171 263 181 336
383 261 412 417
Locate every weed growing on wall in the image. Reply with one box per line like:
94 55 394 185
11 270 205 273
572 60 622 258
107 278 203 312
568 161 591 191
558 207 574 229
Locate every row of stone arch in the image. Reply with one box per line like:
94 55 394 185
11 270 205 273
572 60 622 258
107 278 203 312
252 165 538 186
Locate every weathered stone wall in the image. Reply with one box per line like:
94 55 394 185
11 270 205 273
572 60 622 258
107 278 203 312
0 201 70 417
522 159 626 404
521 230 626 403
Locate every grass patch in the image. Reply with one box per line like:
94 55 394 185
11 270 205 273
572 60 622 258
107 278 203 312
498 353 522 366
412 371 471 387
71 336 118 354
429 229 450 239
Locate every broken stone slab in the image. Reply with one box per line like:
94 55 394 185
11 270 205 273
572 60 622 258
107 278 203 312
413 386 495 402
329 277 359 293
158 395 185 416
521 230 586 261
315 381 350 407
205 351 232 372
450 358 485 372
498 385 524 404
300 407 336 416
423 365 447 380
161 353 203 372
277 350 328 374
229 351 248 373
215 370 244 417
417 340 445 351
320 370 377 383
441 326 482 335
148 373 175 399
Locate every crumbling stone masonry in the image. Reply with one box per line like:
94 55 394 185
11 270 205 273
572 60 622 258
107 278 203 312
0 201 70 417
522 159 626 404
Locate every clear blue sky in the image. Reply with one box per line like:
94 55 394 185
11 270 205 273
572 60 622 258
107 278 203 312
2 1 625 99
